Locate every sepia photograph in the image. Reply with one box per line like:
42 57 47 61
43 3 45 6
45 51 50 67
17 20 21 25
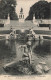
0 0 51 79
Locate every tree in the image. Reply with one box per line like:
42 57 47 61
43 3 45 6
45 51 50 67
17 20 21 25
0 0 18 20
49 2 51 19
26 1 50 20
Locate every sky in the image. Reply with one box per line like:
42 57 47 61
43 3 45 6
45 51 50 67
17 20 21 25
16 0 51 19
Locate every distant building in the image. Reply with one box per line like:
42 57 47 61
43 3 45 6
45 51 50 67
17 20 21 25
19 8 24 22
0 8 35 31
0 8 51 31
